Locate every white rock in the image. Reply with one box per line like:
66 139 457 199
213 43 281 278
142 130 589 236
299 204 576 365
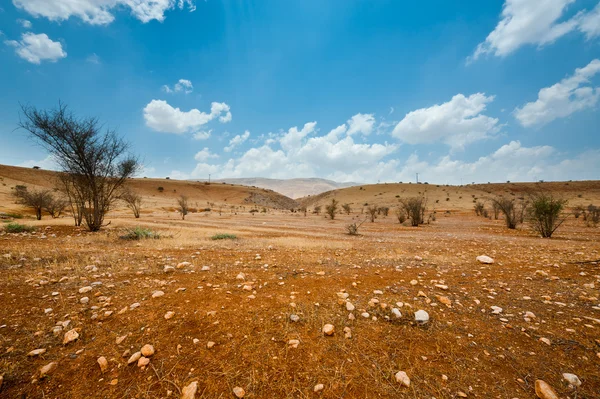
80 297 89 304
181 381 198 399
414 310 429 323
233 386 245 398
346 302 355 311
201 266 210 271
63 329 79 345
164 311 175 320
323 324 335 336
535 380 559 399
290 314 300 323
490 306 503 314
236 272 246 280
152 290 165 298
137 356 150 367
28 348 46 357
164 266 175 273
476 255 494 264
395 371 410 387
314 383 324 392
79 286 92 294
288 339 300 348
562 373 581 387
391 308 402 318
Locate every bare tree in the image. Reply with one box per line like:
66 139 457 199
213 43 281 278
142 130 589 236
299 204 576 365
342 203 351 215
18 102 138 231
398 197 427 227
395 207 406 224
12 186 53 220
325 199 339 220
57 172 84 226
474 201 485 216
491 201 501 220
177 195 189 220
120 188 143 218
367 205 378 222
45 196 68 218
300 206 307 216
491 197 527 229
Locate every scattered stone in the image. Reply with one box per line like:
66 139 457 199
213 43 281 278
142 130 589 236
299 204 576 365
490 306 502 314
395 371 410 387
141 344 155 357
323 324 335 336
181 381 198 399
177 261 191 269
562 373 581 387
343 327 352 339
27 348 46 357
290 314 300 323
97 356 108 373
137 356 150 367
116 335 127 345
80 297 89 304
152 290 165 298
127 352 142 364
164 311 175 320
539 337 551 346
39 362 58 377
79 286 92 294
288 339 300 348
109 379 118 386
346 302 355 311
391 308 402 318
236 272 246 280
63 329 79 345
535 380 559 399
233 386 245 398
207 341 215 349
437 295 452 306
201 266 210 271
164 266 175 273
314 383 324 393
414 310 429 323
476 255 494 264
361 312 370 318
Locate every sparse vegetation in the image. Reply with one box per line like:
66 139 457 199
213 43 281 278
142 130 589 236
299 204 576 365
119 226 161 240
211 233 237 240
3 222 36 233
177 195 189 220
474 201 485 216
120 189 143 218
345 218 366 235
395 207 406 224
526 192 568 238
366 205 378 222
491 197 527 229
313 205 321 215
12 186 53 220
342 203 351 215
325 199 339 220
398 196 427 227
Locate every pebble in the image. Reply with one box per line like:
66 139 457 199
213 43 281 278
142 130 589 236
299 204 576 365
63 329 79 345
414 310 429 323
392 308 402 318
323 324 335 336
476 255 494 264
137 356 150 367
314 383 324 392
535 379 559 399
164 311 175 320
97 356 108 373
39 362 58 377
141 344 155 357
288 339 300 348
181 381 198 399
343 327 352 339
152 290 165 298
236 272 246 280
491 306 503 314
562 373 581 387
290 314 300 323
116 335 127 344
233 386 245 398
164 266 175 273
346 302 355 311
207 341 215 349
395 371 410 387
79 286 92 294
127 352 142 364
27 348 46 357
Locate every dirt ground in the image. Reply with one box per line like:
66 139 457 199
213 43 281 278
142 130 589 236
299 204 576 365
1 209 599 399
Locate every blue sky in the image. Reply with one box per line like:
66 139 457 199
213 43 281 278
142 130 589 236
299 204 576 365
0 0 599 184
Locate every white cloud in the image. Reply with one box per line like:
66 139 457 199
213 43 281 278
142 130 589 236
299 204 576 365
514 59 600 127
392 93 500 149
163 78 193 94
86 53 100 64
224 130 250 152
471 0 600 61
12 0 196 25
279 122 317 152
17 18 32 28
192 130 211 140
346 113 375 136
5 32 66 64
143 100 232 134
194 147 219 162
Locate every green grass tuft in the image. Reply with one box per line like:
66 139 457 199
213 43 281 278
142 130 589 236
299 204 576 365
4 222 36 233
211 233 237 240
120 226 161 240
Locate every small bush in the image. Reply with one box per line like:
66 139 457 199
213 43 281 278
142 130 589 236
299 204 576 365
474 202 485 216
120 227 161 240
0 212 23 220
527 192 567 238
366 206 378 222
4 222 36 233
345 218 366 236
395 207 406 224
157 186 164 192
325 199 339 220
211 233 237 240
491 197 527 229
398 197 427 227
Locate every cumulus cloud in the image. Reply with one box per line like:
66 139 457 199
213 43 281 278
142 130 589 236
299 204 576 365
12 0 196 25
163 79 193 94
5 32 66 64
192 130 211 140
346 113 375 136
392 93 500 149
194 147 219 162
470 0 600 61
514 59 600 127
143 100 231 134
224 130 250 152
17 18 32 28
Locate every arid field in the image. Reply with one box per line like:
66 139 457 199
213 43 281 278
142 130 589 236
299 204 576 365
1 165 600 398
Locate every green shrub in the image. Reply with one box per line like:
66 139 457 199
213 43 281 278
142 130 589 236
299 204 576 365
0 212 24 219
527 193 567 238
120 227 161 240
211 233 237 240
4 222 36 233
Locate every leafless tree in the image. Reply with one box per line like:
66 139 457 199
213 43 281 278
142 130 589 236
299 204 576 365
18 102 138 231
342 203 351 215
177 195 189 220
120 188 143 218
45 196 68 218
12 186 53 220
367 205 378 222
313 205 321 215
395 207 406 224
491 197 527 229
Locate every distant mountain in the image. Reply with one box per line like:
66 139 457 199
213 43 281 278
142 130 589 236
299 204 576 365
203 177 359 199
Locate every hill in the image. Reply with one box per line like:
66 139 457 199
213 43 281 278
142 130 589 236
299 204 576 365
0 164 298 216
202 177 358 199
298 180 600 213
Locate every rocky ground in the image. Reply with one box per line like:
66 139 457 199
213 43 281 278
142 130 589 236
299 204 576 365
0 212 599 398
